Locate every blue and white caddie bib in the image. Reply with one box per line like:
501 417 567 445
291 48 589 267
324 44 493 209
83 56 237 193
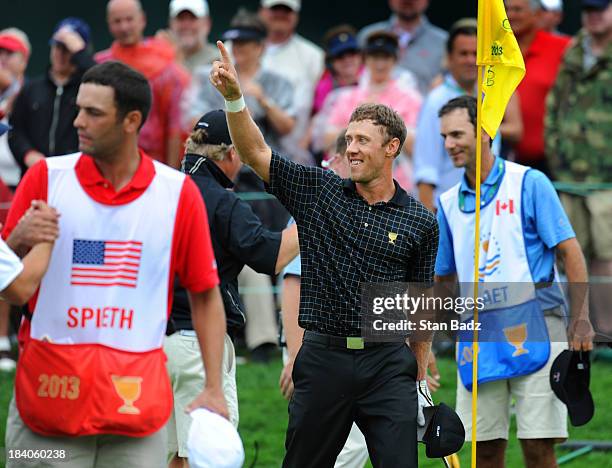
439 160 550 391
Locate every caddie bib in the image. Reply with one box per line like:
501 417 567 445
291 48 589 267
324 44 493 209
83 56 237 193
439 160 550 391
15 154 184 436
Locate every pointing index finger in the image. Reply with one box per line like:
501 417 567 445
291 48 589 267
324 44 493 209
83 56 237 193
216 40 231 64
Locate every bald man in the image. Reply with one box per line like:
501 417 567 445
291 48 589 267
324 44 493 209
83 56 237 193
95 0 189 168
105 0 146 46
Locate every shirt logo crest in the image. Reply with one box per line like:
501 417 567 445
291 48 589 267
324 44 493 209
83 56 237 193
388 232 398 244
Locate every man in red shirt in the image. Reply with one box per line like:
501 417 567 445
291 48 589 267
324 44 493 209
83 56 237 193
96 0 190 168
506 0 570 175
3 61 226 468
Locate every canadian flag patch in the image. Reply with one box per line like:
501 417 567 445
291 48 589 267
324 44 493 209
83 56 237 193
495 199 514 215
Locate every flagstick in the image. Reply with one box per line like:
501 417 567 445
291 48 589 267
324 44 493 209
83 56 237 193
471 64 484 468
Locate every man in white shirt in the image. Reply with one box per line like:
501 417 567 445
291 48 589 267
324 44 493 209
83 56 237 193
167 0 218 73
259 0 324 164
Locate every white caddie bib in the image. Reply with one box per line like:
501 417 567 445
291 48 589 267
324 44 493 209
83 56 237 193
439 160 549 390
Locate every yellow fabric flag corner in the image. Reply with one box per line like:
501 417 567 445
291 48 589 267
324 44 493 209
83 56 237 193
477 0 526 139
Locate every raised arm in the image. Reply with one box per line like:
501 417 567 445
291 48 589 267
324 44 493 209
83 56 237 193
209 41 272 183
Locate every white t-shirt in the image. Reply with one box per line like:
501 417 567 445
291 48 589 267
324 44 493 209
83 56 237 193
262 34 324 164
262 34 324 114
0 238 23 292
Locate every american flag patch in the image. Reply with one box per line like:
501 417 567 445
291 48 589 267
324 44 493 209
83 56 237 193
71 239 142 288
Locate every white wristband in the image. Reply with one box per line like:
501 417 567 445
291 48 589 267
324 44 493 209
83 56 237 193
225 95 246 113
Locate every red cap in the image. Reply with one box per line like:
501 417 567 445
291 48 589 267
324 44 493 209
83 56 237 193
0 34 30 59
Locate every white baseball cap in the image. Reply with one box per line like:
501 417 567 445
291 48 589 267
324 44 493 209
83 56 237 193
261 0 301 12
187 409 245 468
541 0 563 11
169 0 209 18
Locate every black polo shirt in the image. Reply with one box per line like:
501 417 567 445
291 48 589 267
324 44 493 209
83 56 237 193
267 151 439 336
171 154 281 333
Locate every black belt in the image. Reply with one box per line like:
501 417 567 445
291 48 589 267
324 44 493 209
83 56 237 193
303 331 392 349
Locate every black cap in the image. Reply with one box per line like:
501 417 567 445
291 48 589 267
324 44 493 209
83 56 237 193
550 350 594 426
418 403 465 458
327 31 359 58
222 26 266 42
365 31 399 57
582 0 610 10
193 109 232 145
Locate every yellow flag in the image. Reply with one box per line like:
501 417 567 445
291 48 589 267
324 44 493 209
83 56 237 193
477 0 525 138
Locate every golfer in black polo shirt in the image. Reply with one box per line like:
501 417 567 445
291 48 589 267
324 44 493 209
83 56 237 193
210 41 439 467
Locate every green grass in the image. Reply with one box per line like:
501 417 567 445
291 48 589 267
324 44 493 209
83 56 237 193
1 369 14 467
237 357 612 468
2 357 612 467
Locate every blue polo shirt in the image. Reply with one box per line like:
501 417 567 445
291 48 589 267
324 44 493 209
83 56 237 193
435 158 575 311
283 218 302 277
284 253 302 277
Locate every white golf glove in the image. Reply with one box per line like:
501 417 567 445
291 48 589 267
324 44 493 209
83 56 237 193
417 379 434 427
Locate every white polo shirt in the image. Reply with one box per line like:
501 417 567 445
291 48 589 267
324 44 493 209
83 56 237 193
0 239 22 292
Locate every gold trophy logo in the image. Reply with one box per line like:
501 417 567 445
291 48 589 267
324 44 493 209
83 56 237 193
388 232 398 245
111 375 143 415
503 323 529 357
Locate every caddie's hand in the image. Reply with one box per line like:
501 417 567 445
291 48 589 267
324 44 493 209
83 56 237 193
568 318 594 352
417 379 434 427
210 41 242 101
426 350 441 392
186 386 229 420
7 200 60 252
279 360 295 400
